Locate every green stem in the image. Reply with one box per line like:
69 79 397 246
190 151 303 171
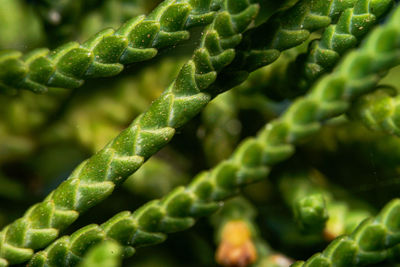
292 198 400 266
26 5 400 267
0 0 218 93
0 0 360 263
298 0 393 91
0 0 260 264
256 0 393 100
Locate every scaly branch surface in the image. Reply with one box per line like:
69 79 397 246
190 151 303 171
298 0 393 90
0 0 388 265
0 0 218 93
253 0 393 100
198 0 368 112
0 0 260 265
292 198 400 267
0 0 362 264
227 0 359 75
26 5 400 267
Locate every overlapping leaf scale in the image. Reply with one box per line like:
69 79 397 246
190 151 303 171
0 0 217 93
213 0 360 91
292 198 400 266
0 0 259 265
300 0 394 90
27 5 400 267
230 0 393 100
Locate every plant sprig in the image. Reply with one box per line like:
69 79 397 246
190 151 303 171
25 5 400 266
0 0 362 264
0 0 260 265
0 0 218 93
256 0 393 100
292 198 400 267
297 0 393 91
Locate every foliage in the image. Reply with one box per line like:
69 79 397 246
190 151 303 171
1 0 400 267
